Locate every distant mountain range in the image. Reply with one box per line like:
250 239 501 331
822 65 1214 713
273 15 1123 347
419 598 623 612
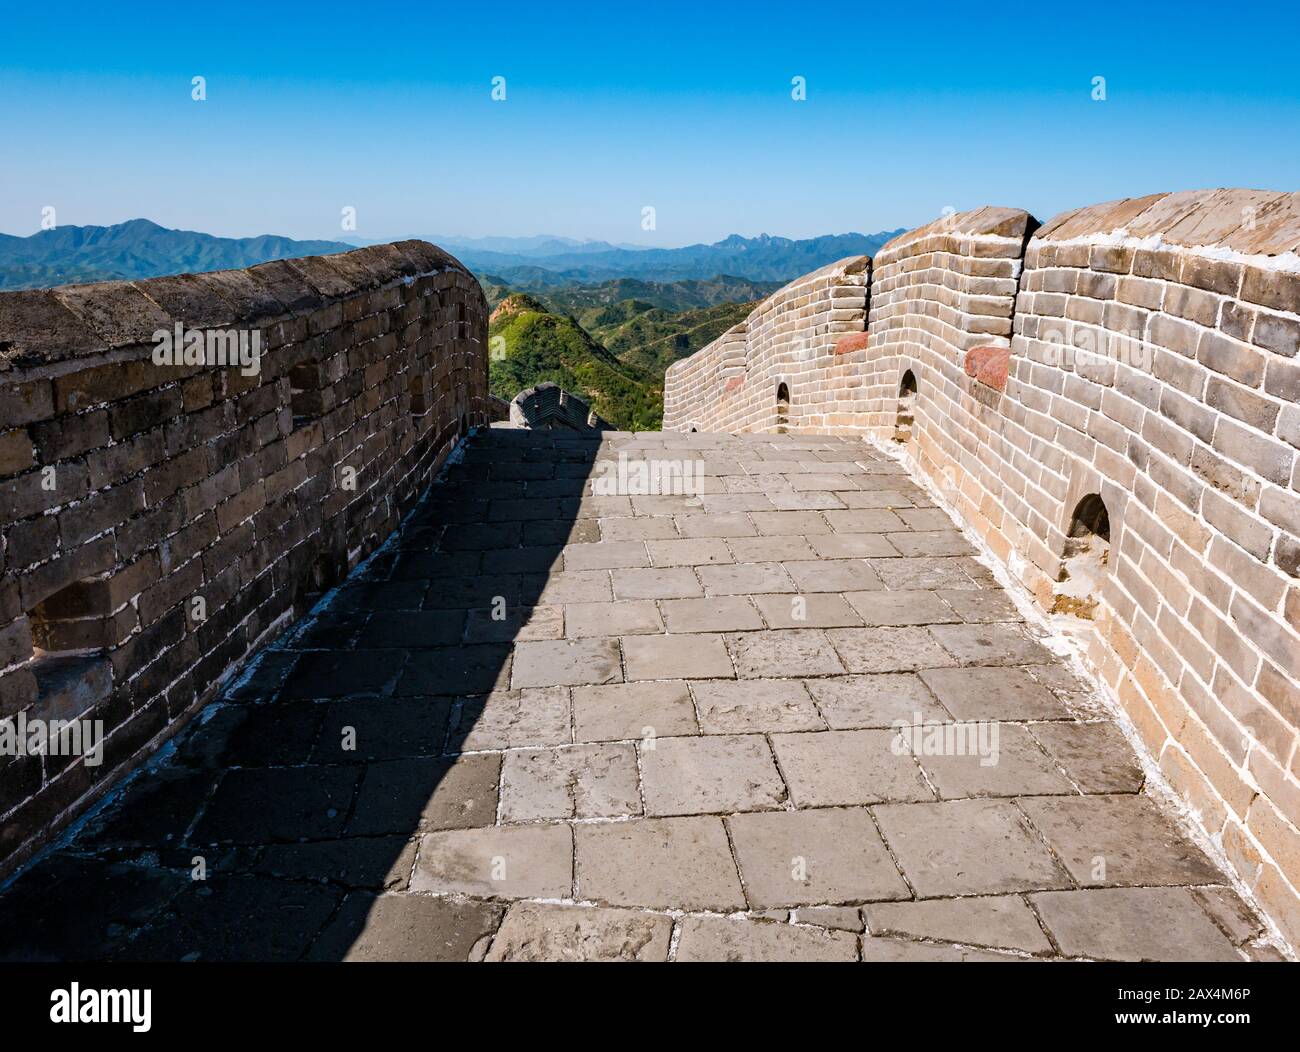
0 219 351 289
441 231 905 284
0 220 902 291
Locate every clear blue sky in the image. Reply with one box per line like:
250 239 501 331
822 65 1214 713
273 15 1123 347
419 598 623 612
2 0 1296 246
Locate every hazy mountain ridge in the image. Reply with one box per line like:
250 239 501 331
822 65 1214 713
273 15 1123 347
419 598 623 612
453 230 904 283
0 219 351 289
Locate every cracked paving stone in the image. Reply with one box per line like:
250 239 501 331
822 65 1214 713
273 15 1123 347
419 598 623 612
865 895 1053 955
574 816 746 911
919 666 1070 721
485 902 672 961
826 627 956 674
500 742 641 821
640 734 785 815
727 629 845 678
804 672 949 728
1028 722 1144 793
572 681 698 741
726 807 910 907
1029 887 1241 961
873 799 1072 897
912 724 1076 799
887 531 975 557
772 729 932 806
691 679 825 733
936 588 1021 623
310 893 505 961
448 687 571 750
929 623 1053 666
510 638 622 688
622 633 733 680
1018 794 1224 887
411 824 573 899
872 558 981 591
347 753 501 835
859 936 1026 961
674 916 858 961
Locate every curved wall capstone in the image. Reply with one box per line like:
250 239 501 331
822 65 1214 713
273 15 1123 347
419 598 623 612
0 240 490 876
663 188 1300 945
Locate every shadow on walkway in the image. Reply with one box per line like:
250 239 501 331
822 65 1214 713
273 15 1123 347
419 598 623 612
0 426 596 961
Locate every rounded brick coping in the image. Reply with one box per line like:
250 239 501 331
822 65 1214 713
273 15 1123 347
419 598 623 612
1033 188 1300 260
759 253 872 301
0 239 475 373
875 206 1038 262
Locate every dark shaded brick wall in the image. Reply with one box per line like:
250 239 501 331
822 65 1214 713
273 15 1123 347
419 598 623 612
0 240 490 876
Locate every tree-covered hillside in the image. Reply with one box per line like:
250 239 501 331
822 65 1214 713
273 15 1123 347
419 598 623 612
488 297 664 431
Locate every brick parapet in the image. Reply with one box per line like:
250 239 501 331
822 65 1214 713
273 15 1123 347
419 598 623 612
0 241 489 876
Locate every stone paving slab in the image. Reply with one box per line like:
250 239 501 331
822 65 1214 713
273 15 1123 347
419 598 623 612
727 807 911 907
640 734 786 815
485 902 672 961
865 895 1053 955
675 916 858 961
0 427 1274 962
574 816 746 911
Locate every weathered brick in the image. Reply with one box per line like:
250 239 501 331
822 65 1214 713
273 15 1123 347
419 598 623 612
0 429 35 477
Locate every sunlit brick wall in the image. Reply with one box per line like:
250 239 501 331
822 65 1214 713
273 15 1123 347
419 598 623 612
0 240 489 876
663 189 1300 945
661 257 870 433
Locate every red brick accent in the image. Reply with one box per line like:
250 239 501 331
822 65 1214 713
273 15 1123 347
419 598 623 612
964 346 1011 392
834 332 870 355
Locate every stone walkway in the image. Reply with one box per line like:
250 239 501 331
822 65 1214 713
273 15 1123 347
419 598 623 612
0 428 1279 961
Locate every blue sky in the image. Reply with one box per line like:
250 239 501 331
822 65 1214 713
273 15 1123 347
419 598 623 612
2 0 1297 246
